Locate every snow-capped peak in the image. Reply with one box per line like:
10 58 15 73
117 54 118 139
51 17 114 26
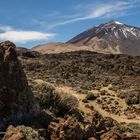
108 20 123 25
114 21 123 25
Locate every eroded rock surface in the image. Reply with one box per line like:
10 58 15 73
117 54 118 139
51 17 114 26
48 117 84 140
0 41 40 129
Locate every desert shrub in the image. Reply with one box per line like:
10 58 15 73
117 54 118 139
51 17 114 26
127 123 140 132
4 125 44 140
86 92 97 100
118 125 132 133
82 98 88 103
119 90 140 105
36 83 59 108
34 82 78 116
125 91 140 105
118 91 127 99
118 123 140 133
54 88 79 114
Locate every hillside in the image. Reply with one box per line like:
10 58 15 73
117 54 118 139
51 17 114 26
32 42 93 54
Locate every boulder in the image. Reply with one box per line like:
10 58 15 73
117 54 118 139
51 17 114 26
0 41 40 128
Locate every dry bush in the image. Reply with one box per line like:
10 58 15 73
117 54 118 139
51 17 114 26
32 82 79 116
4 125 44 140
118 90 140 105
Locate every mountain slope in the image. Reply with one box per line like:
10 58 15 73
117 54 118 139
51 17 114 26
32 42 94 54
67 20 140 56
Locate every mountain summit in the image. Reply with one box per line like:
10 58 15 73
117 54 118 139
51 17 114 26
67 20 140 56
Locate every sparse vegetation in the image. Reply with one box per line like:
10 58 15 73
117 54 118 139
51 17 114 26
119 90 140 105
31 82 79 116
82 98 88 103
86 93 97 100
4 125 44 140
118 123 140 133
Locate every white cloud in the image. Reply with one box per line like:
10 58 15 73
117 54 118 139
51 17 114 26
47 0 138 29
0 25 55 44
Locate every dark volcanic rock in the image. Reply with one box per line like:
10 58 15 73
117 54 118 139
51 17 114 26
16 47 41 58
21 51 140 92
0 41 40 128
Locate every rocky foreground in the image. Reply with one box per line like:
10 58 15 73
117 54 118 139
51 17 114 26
0 41 140 140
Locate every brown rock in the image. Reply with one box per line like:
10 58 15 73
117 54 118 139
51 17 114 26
88 137 97 140
92 110 106 134
84 124 96 138
0 41 40 126
103 117 119 131
122 132 140 140
100 130 121 140
3 131 25 140
48 117 84 140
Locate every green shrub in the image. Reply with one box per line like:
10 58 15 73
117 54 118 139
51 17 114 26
36 83 59 108
33 82 79 116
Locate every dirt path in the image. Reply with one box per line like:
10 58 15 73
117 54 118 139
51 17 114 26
58 85 140 124
33 79 140 124
75 93 140 124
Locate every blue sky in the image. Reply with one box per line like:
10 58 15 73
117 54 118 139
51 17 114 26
0 0 140 48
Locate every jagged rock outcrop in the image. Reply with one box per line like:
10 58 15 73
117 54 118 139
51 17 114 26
0 41 40 129
47 111 120 140
48 117 84 140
